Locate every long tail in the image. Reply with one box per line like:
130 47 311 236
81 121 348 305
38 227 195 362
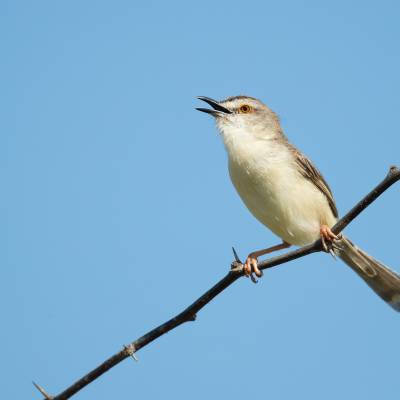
334 235 400 311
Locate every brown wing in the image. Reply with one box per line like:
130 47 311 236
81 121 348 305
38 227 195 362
293 149 338 218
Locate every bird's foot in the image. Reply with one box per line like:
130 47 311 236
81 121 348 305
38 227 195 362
240 241 291 282
244 253 263 282
320 225 340 255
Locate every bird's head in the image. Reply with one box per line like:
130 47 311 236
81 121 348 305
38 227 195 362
196 95 282 142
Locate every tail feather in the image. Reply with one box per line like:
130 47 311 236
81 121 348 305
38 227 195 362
335 235 400 311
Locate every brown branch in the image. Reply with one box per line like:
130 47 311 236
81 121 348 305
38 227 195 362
35 166 400 400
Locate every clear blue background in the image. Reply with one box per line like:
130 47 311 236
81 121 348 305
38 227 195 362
3 1 400 399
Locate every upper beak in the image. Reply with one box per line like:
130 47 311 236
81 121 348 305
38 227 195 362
196 96 232 116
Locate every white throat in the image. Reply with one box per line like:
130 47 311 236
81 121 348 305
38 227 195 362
216 119 289 166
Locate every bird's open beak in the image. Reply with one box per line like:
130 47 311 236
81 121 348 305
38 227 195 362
196 96 232 116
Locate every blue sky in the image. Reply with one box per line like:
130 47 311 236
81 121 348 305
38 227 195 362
3 1 400 399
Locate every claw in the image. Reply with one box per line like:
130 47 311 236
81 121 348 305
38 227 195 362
321 235 328 252
243 253 263 283
331 242 343 252
250 273 258 284
320 225 339 253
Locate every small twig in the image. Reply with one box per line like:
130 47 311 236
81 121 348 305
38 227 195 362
33 381 53 399
37 166 400 400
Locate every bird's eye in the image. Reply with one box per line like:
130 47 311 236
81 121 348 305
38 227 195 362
239 104 252 113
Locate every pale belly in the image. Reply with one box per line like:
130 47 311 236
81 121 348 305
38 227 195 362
228 158 337 246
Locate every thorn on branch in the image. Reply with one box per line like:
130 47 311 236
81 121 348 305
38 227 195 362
232 247 241 263
123 344 138 361
231 247 244 273
231 246 259 283
33 381 53 399
186 313 197 321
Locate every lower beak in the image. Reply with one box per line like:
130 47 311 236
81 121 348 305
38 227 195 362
196 96 232 116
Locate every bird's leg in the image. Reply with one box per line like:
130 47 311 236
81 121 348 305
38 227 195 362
244 241 291 278
320 224 339 253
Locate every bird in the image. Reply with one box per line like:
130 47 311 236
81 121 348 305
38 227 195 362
196 95 400 311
